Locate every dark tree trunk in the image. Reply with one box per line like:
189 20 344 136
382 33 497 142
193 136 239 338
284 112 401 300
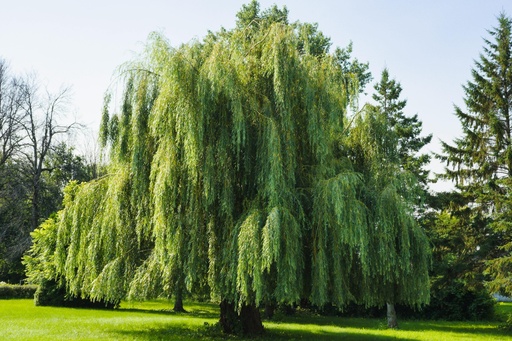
264 302 276 319
240 304 264 335
31 176 40 231
173 276 186 312
386 303 399 329
219 300 239 334
219 299 264 335
173 291 186 312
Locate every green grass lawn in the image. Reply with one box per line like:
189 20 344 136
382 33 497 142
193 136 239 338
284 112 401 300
0 299 510 340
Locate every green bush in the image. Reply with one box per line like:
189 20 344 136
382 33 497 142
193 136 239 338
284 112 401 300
0 283 38 299
397 281 496 321
34 279 67 306
324 281 497 322
35 279 118 309
503 314 512 331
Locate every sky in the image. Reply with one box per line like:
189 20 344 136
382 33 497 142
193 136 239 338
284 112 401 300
2 0 512 191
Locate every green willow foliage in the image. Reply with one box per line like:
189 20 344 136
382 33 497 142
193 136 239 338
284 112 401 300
27 3 430 312
345 105 430 308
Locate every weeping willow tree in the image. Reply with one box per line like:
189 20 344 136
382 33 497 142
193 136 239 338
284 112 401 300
344 104 431 328
25 1 430 335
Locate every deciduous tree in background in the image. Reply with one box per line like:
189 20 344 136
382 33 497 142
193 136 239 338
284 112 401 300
0 60 91 282
18 79 76 232
0 59 28 280
0 59 25 171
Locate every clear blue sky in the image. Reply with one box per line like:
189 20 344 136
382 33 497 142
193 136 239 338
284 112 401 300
2 0 512 191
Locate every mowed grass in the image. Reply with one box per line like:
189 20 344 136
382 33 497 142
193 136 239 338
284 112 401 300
0 299 510 340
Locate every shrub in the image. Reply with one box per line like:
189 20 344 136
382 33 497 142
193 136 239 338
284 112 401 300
505 314 512 331
0 283 38 299
326 281 497 321
34 279 67 306
397 281 496 321
35 279 118 309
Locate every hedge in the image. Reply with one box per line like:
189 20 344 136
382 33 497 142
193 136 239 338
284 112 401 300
35 279 118 309
0 283 38 299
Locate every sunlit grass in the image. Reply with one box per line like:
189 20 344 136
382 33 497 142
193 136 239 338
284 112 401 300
0 299 218 341
1 299 510 340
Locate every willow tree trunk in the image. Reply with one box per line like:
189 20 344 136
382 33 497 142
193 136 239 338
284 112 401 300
386 303 399 329
264 302 276 319
219 300 264 335
173 279 186 312
173 292 185 312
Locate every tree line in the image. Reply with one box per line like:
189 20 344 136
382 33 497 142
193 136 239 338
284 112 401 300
0 60 98 283
2 1 511 336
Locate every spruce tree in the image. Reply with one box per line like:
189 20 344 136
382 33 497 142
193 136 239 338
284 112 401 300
439 13 512 297
373 68 432 188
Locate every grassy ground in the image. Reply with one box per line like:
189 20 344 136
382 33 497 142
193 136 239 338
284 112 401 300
0 299 510 340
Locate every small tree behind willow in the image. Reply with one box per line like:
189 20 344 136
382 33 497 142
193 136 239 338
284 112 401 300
373 68 432 189
26 1 430 335
344 105 431 328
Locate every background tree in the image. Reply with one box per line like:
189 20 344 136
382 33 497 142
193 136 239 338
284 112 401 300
0 61 91 283
18 79 77 232
344 105 431 328
0 59 24 171
335 42 373 95
27 1 430 335
0 59 29 281
416 192 496 321
373 68 432 189
338 68 432 327
41 142 98 217
0 161 31 282
439 13 512 297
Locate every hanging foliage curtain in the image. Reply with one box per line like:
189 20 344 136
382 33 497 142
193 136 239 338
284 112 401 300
26 7 430 313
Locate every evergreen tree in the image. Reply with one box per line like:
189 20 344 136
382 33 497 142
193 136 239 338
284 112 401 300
26 2 430 335
373 68 432 188
335 42 372 94
417 191 497 321
439 13 512 297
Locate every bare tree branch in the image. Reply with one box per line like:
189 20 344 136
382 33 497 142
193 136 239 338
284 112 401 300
15 76 77 231
0 59 26 169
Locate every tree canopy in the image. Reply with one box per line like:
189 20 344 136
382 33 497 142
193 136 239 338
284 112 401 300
26 1 430 334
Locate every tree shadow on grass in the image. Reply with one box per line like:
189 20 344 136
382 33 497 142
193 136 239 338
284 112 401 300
117 301 219 319
112 324 221 341
111 313 409 341
113 323 411 341
110 317 511 341
108 304 510 340
117 307 219 320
